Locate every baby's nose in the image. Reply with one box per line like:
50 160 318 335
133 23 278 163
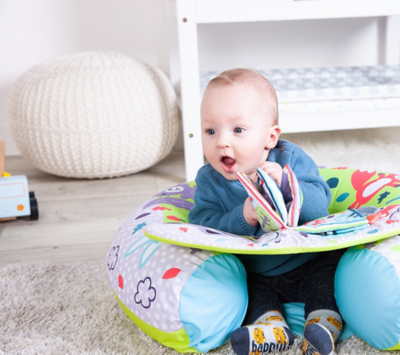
217 137 230 148
217 134 231 148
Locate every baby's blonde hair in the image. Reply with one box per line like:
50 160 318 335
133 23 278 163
207 68 279 124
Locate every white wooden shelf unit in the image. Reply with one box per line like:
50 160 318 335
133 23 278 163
167 0 400 181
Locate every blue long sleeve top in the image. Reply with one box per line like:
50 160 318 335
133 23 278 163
188 139 332 276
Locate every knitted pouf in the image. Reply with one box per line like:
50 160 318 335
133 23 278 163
8 52 179 178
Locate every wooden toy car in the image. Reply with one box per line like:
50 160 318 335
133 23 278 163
0 141 38 221
0 175 39 220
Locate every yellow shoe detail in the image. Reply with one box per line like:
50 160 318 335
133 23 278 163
265 315 283 322
273 327 288 345
327 316 342 331
305 316 320 327
253 327 266 344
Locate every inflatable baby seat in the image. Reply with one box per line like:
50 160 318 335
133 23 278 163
107 167 400 352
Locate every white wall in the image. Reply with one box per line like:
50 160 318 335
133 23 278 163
0 0 387 155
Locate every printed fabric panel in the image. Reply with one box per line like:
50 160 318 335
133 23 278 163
199 65 400 103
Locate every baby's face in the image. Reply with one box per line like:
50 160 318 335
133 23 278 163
201 83 278 181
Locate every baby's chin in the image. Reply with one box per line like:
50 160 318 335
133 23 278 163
216 169 238 180
213 167 238 181
219 168 257 182
224 174 239 181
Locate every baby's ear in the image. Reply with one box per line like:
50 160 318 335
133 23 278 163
265 125 281 149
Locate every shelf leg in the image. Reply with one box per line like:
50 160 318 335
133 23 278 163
385 15 400 65
172 0 204 182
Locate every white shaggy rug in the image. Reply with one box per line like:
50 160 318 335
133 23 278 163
281 126 400 174
2 126 400 354
1 261 399 355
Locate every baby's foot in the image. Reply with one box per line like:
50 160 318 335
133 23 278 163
302 323 334 355
302 310 342 355
230 310 294 355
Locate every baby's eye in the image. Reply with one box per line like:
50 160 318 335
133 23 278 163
206 129 215 135
234 127 243 133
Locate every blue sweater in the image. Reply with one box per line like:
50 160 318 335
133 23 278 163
188 139 331 276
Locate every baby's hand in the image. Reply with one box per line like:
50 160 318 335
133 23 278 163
243 197 259 226
258 162 283 186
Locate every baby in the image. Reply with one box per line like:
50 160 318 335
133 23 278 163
188 69 344 355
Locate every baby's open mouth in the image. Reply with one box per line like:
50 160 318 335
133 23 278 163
221 156 236 172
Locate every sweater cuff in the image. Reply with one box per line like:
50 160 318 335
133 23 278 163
233 204 258 236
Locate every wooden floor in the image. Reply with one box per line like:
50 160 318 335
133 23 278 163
0 151 186 267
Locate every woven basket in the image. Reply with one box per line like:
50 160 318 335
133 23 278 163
8 52 179 178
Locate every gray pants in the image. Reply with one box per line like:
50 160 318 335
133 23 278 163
243 250 344 324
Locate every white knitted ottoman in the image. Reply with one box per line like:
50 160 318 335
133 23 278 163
8 52 179 178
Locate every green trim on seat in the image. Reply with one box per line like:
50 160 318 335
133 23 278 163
385 341 400 351
143 227 400 255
